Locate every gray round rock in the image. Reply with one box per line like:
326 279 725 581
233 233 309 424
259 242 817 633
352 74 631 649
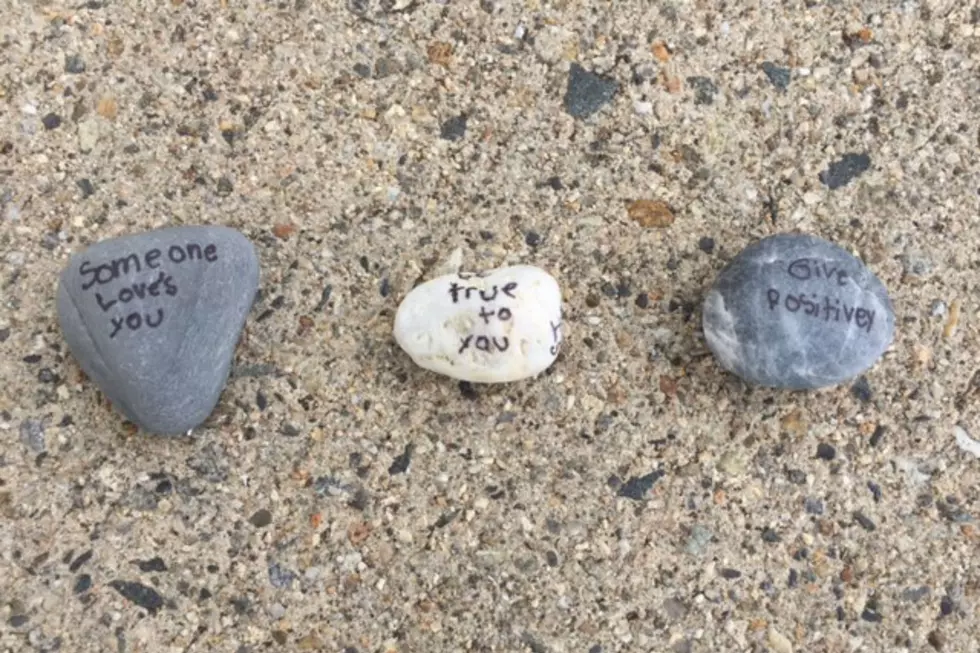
56 225 259 434
702 233 895 389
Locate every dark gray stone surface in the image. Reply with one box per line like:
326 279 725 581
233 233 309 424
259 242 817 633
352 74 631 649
56 225 259 434
702 233 894 389
564 63 618 119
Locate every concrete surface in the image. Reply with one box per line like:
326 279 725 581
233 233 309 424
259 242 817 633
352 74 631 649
1 1 978 652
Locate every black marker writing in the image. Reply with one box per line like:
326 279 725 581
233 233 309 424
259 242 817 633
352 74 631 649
79 242 219 290
767 288 875 332
786 258 849 286
450 277 523 356
549 319 563 356
478 306 512 324
448 281 519 304
94 271 177 313
459 335 510 353
79 242 218 336
110 309 165 338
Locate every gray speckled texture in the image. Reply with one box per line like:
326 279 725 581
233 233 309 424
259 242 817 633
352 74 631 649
56 226 258 434
703 233 895 389
2 2 979 653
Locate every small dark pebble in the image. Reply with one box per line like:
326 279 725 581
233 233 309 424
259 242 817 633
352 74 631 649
0 327 9 342
439 114 468 141
869 424 886 447
720 568 742 579
388 443 414 475
69 549 93 572
8 614 28 627
788 568 799 587
74 574 92 594
109 580 164 614
564 63 619 119
216 176 234 196
77 178 95 199
939 595 954 616
23 354 42 364
860 607 883 623
761 62 791 90
928 630 945 651
787 468 806 485
136 556 167 572
853 511 877 531
588 646 603 653
544 176 564 190
867 481 882 502
546 551 559 567
65 54 86 74
804 497 824 515
249 509 273 528
432 510 457 529
836 606 846 621
819 152 871 189
816 443 837 460
379 278 390 297
199 588 212 600
155 479 173 494
617 469 665 500
280 423 300 437
688 76 718 105
268 562 296 589
347 487 370 511
315 284 333 312
635 292 650 309
38 368 58 384
761 527 781 543
42 113 62 130
697 236 715 254
459 380 478 400
352 62 371 78
525 230 541 247
851 376 873 402
255 391 267 411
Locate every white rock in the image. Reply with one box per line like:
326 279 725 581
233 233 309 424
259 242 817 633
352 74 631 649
393 265 564 383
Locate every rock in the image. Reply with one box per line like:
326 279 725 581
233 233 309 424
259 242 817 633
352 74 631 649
767 626 793 653
564 63 618 119
702 233 894 389
56 225 259 434
439 114 468 141
393 265 563 383
819 152 871 189
761 62 791 90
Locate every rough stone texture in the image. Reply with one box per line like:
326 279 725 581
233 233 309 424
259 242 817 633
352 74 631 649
702 233 895 389
56 226 259 434
1 3 978 653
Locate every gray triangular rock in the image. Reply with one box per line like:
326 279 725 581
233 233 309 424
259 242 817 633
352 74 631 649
56 225 259 435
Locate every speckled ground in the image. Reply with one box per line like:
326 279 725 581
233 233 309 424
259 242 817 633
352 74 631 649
2 2 979 652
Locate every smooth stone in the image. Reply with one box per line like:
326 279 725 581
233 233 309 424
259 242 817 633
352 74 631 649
393 265 563 383
56 225 259 434
702 233 894 389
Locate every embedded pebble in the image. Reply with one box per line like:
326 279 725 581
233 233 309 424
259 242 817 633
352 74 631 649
56 225 259 434
393 265 563 383
702 233 894 389
564 63 618 119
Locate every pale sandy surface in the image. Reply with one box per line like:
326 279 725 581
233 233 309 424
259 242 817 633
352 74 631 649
2 1 980 652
